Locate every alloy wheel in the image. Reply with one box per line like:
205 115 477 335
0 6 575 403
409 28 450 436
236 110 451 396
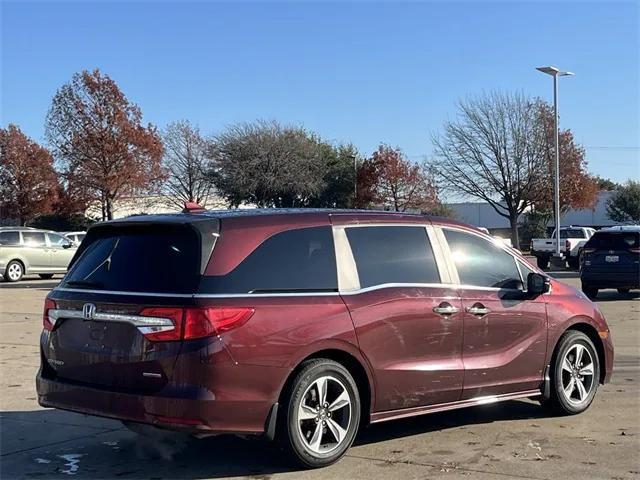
561 344 595 405
296 375 352 455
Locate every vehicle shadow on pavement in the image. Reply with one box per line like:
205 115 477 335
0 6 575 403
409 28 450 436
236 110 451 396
592 290 640 303
1 400 554 479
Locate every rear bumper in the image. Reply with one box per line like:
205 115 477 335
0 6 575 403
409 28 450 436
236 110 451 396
36 372 276 435
581 270 640 288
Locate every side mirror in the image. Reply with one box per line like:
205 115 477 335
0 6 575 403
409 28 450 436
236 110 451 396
527 272 550 295
62 241 73 249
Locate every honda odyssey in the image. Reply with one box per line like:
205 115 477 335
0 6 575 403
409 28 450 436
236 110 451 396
37 208 614 468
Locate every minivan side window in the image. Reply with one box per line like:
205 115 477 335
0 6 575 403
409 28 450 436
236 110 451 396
201 226 338 294
346 226 440 288
0 232 21 246
22 232 46 247
444 229 521 289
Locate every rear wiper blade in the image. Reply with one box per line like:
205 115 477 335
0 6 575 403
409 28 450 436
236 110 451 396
65 280 103 288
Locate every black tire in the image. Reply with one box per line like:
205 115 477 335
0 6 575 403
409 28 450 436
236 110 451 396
541 330 600 415
279 358 360 468
567 257 579 270
4 260 23 282
582 284 598 299
617 288 630 294
536 256 550 270
39 274 54 279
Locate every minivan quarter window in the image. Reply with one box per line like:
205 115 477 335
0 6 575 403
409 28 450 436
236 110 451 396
201 226 337 294
443 228 521 289
0 231 21 246
346 225 440 288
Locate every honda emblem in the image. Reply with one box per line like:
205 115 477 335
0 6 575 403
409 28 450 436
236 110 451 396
82 303 96 320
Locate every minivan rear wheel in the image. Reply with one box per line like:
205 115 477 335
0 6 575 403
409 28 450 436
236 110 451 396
542 330 600 415
4 260 23 282
280 358 360 468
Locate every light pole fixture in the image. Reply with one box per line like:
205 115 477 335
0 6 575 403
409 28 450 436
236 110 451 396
536 66 574 265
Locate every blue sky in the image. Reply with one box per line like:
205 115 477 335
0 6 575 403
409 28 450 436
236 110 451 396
2 1 638 188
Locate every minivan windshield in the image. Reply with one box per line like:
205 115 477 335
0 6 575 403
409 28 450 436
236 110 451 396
62 225 201 294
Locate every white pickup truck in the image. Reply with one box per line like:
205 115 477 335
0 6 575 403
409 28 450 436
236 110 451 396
531 226 596 270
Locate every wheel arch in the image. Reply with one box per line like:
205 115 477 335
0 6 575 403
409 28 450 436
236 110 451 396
279 348 374 427
6 257 27 275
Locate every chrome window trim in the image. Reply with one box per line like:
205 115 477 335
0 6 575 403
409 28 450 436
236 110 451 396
48 308 174 327
340 282 459 295
194 291 340 298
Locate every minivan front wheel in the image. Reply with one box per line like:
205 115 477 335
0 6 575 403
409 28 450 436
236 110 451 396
543 331 600 415
281 359 360 468
4 261 23 282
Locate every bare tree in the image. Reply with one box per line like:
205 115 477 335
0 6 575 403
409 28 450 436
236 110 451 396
430 91 547 248
162 120 213 208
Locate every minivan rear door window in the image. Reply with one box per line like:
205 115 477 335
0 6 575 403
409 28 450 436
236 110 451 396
345 226 440 288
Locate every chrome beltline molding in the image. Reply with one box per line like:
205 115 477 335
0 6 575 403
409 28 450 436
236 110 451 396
55 282 521 299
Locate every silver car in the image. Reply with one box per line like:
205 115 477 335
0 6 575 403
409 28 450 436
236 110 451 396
0 227 77 282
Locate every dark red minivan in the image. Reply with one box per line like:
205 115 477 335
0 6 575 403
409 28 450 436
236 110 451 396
37 209 614 467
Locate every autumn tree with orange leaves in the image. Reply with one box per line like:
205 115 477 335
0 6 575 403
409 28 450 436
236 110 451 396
0 125 60 225
356 144 442 213
45 69 164 220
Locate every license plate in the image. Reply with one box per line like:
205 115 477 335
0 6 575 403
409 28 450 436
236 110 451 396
605 255 619 262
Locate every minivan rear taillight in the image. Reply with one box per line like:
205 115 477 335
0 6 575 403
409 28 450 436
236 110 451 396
138 307 254 342
43 298 57 331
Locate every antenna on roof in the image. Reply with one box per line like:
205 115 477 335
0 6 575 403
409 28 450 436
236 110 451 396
183 201 206 214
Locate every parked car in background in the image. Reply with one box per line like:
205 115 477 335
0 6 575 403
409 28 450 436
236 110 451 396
580 225 640 299
532 226 596 270
0 227 76 282
37 209 613 468
61 231 87 246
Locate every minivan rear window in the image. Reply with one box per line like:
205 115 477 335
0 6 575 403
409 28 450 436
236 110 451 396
62 225 201 294
585 232 639 250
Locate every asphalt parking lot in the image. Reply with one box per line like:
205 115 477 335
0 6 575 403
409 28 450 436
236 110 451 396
1 273 639 480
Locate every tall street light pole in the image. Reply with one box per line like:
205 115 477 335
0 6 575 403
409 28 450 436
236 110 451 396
536 66 574 265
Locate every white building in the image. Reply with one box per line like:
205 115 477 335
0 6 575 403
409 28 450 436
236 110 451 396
446 191 618 231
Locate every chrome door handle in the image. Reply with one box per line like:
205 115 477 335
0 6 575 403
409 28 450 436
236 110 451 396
466 306 491 316
433 304 460 315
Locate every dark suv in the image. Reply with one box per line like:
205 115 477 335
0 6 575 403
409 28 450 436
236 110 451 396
580 225 640 299
37 209 613 468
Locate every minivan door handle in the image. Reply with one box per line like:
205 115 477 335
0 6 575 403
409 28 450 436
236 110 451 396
433 303 460 316
466 304 491 316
